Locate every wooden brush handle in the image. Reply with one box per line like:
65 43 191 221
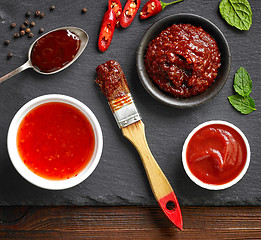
122 120 183 230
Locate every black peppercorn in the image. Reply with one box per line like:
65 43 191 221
20 24 26 30
24 19 30 26
82 8 88 13
39 27 44 33
26 11 31 17
28 32 34 38
35 10 41 16
7 53 13 59
4 40 10 45
50 5 55 11
14 33 20 38
40 12 45 18
11 22 16 28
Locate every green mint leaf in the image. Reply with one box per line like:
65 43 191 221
219 0 252 30
234 67 252 97
247 96 256 109
228 94 256 114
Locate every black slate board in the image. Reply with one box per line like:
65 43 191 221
0 0 260 206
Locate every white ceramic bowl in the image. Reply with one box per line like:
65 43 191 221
182 120 250 190
7 94 103 190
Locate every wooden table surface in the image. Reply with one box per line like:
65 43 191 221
0 206 260 239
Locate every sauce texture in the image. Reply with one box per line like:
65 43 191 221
31 29 81 73
144 24 221 98
17 102 95 180
186 124 247 185
96 60 129 101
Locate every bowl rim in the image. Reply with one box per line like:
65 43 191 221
7 94 103 190
182 120 251 190
136 13 231 108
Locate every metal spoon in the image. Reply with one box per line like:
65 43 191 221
0 26 89 84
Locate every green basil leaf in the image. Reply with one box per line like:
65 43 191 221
228 94 256 114
219 0 252 30
234 67 252 97
248 96 256 109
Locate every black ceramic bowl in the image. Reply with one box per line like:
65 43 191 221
136 13 231 108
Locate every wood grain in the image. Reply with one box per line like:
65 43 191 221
122 120 183 229
122 121 173 201
0 206 260 239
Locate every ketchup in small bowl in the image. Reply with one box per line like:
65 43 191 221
182 120 250 190
8 94 103 190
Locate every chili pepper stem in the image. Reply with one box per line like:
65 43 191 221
160 0 183 11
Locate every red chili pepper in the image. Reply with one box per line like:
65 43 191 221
98 9 116 52
108 0 122 28
140 0 183 19
120 0 141 28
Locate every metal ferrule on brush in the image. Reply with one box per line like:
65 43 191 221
109 93 141 128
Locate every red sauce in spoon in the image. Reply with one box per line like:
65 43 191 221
31 29 81 73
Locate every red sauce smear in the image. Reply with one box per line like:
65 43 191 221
145 24 221 98
186 124 247 185
17 102 95 180
31 29 81 73
96 60 129 102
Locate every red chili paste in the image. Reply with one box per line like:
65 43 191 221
144 24 221 98
17 102 95 180
31 29 81 73
96 60 129 102
186 124 247 185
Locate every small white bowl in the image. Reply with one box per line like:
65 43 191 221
7 94 103 190
182 120 250 190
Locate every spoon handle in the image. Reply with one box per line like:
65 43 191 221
0 61 32 84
